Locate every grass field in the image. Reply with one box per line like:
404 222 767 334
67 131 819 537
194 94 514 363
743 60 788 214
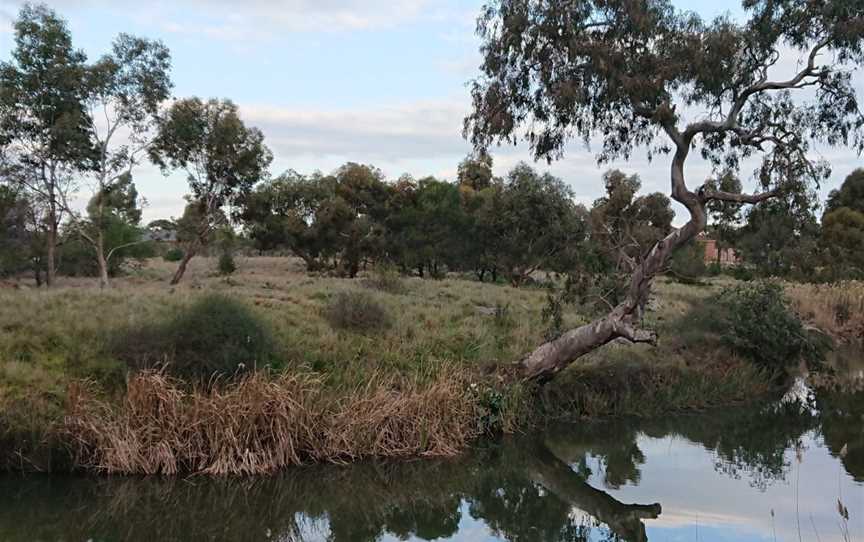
1 256 852 473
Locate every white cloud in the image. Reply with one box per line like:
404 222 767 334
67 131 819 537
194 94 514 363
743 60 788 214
1 0 445 42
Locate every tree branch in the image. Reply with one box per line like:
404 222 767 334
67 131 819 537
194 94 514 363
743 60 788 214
700 188 778 205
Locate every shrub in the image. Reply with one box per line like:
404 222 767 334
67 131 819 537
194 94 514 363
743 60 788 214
362 264 405 294
729 265 755 282
113 294 278 381
163 248 184 262
668 239 706 283
217 252 236 276
323 291 392 333
715 281 830 370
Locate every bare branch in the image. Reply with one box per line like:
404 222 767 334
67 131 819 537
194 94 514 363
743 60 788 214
700 188 778 205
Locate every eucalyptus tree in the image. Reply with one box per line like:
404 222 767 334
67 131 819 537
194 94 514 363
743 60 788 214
78 34 172 288
150 98 272 285
0 4 95 287
465 0 864 380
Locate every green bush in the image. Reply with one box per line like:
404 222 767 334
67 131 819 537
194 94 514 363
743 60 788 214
113 294 278 380
217 252 237 276
729 266 755 281
163 247 184 262
323 290 392 333
668 239 706 283
715 281 830 370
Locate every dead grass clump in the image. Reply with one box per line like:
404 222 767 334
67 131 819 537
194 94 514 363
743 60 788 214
786 281 864 343
64 370 480 475
323 290 392 333
323 376 478 460
362 265 407 294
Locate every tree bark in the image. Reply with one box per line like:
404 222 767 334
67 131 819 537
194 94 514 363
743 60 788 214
170 243 197 286
45 214 57 288
96 229 110 289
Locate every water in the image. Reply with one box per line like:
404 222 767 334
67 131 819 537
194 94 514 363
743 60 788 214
1 394 862 542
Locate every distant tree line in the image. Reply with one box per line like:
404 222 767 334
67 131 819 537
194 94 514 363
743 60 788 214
1 3 863 292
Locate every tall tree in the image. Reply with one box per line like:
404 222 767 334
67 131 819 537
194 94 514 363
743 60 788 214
820 169 864 278
78 33 172 288
491 163 587 286
737 189 821 278
465 0 864 380
149 98 272 285
0 4 95 287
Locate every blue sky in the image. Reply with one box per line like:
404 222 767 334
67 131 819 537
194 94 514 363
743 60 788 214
0 0 860 223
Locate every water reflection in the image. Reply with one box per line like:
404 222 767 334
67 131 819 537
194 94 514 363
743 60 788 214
0 393 862 542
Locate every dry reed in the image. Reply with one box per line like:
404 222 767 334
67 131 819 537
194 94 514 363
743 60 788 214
786 281 864 343
64 370 480 475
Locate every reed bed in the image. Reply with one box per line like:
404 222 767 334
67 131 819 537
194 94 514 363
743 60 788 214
786 281 864 343
64 370 480 475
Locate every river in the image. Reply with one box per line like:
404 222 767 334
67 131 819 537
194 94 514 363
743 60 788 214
1 391 862 541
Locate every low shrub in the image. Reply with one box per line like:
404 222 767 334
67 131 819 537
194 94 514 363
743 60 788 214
217 252 236 276
112 294 278 380
715 281 830 370
362 265 406 294
729 266 756 282
323 290 392 333
163 248 184 262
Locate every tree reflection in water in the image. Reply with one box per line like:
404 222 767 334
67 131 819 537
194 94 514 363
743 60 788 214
1 394 860 542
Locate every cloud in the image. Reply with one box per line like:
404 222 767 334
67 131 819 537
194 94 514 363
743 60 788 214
240 99 474 162
13 0 442 41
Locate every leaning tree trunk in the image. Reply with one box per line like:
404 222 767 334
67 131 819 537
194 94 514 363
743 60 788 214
519 146 707 380
170 243 198 286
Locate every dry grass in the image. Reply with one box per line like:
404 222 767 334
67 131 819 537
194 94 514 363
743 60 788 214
786 281 864 343
64 370 480 475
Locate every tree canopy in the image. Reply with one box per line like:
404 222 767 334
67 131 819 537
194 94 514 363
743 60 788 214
465 0 864 379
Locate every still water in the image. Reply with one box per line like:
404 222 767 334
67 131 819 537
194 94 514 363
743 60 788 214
1 393 862 542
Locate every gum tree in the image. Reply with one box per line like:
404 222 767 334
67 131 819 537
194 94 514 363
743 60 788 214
150 98 272 285
79 33 172 288
465 0 864 380
0 4 95 287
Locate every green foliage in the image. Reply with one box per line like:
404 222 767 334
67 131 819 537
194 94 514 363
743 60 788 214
737 193 821 280
705 172 743 261
113 294 277 380
589 170 673 274
241 165 385 277
323 291 392 333
217 252 236 276
715 281 830 371
0 186 34 277
820 170 864 280
825 169 864 215
668 239 706 283
163 248 184 262
820 207 864 279
486 163 588 285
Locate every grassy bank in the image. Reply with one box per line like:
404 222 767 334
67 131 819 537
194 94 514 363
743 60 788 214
0 257 836 474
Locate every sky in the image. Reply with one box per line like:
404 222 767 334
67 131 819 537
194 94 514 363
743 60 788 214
0 0 861 224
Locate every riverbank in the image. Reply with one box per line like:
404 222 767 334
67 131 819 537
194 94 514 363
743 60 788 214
0 257 858 474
